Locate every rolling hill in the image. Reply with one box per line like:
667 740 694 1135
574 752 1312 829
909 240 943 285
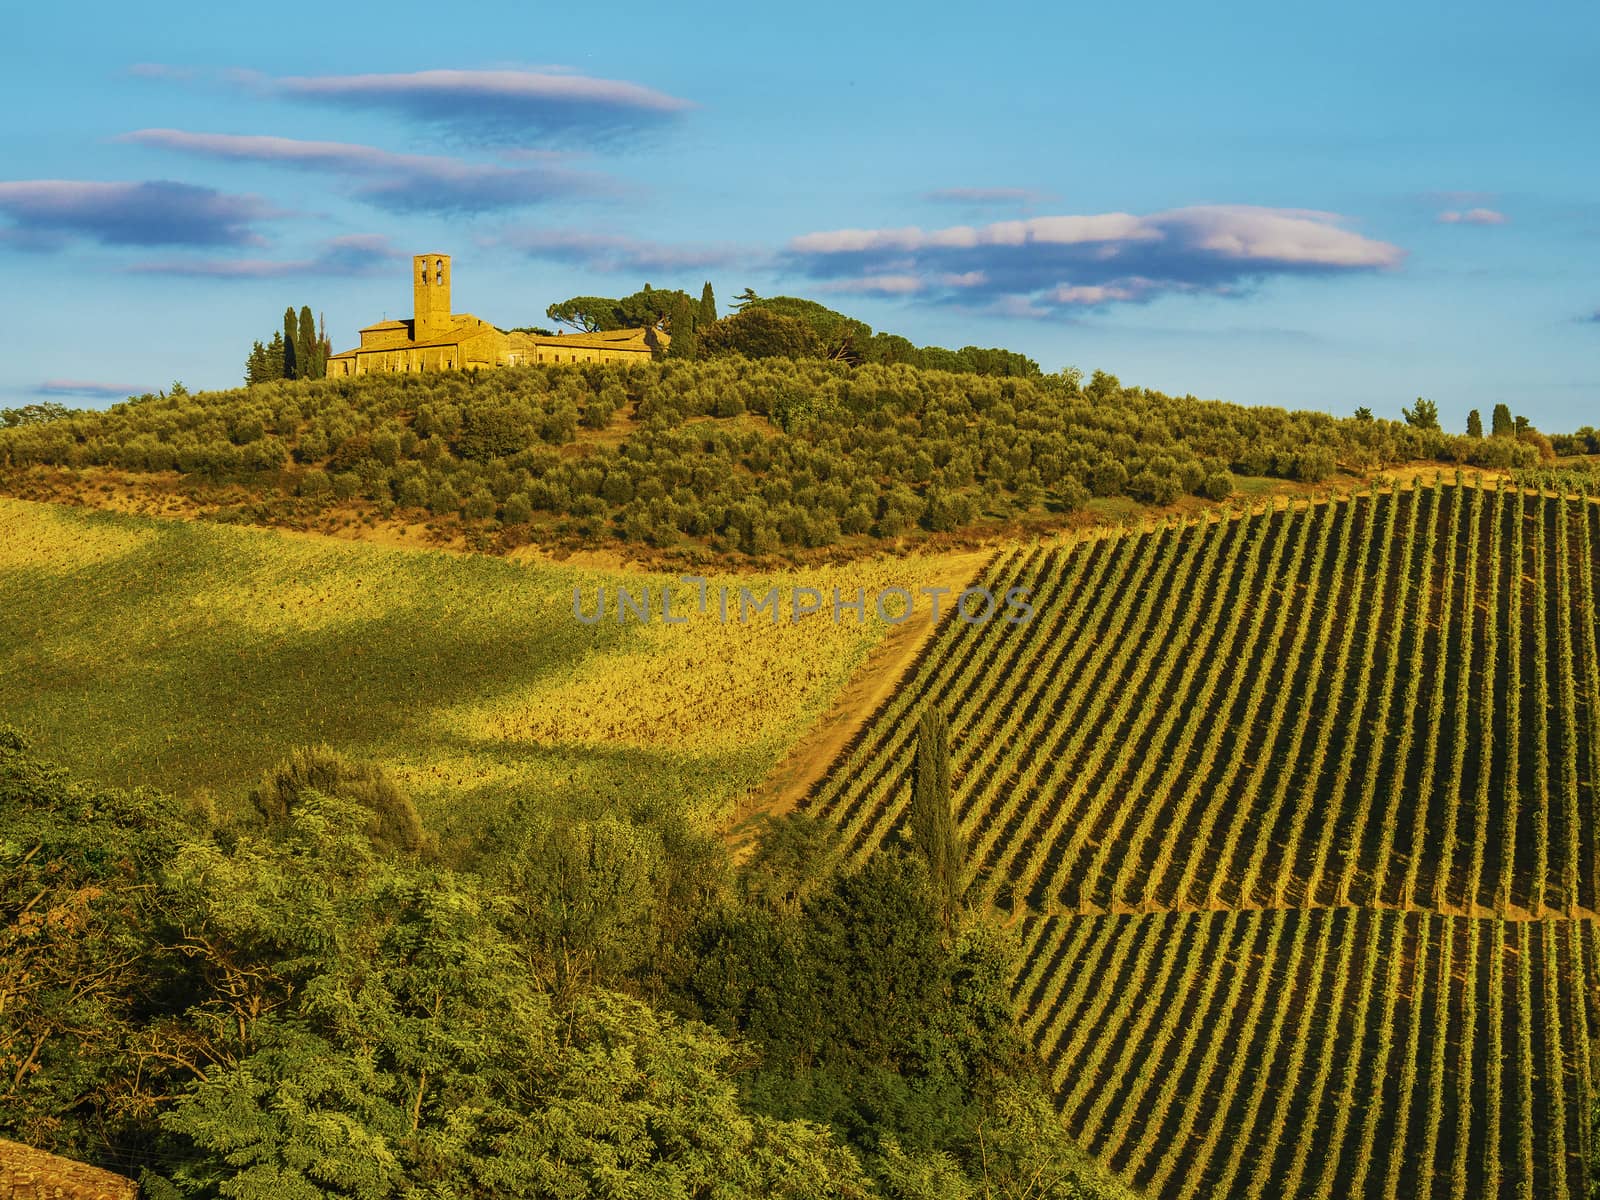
808 476 1600 1198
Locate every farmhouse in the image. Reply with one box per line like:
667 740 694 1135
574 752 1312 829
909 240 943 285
326 254 663 377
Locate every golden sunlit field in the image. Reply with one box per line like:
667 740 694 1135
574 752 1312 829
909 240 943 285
0 496 966 850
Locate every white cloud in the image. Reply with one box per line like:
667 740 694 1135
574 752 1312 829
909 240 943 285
1437 207 1508 225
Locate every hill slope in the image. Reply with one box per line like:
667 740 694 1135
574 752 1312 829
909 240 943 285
807 478 1600 1198
0 497 958 850
0 359 1535 561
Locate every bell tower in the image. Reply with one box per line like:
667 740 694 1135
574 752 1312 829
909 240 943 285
413 253 452 341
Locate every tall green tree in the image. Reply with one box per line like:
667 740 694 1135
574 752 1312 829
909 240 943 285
741 296 871 363
699 281 717 326
493 809 664 1002
1492 402 1515 437
297 306 320 380
282 306 298 380
732 286 760 311
910 707 962 923
244 340 269 385
666 294 699 360
697 309 824 361
1402 397 1440 430
264 331 287 381
546 296 621 332
1467 408 1484 438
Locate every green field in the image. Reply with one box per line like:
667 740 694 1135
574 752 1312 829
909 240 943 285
0 497 934 850
809 479 1600 1198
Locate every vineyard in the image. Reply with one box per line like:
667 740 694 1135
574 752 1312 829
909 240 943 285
806 478 1600 1198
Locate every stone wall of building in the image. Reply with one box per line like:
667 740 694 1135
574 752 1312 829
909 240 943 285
325 255 661 378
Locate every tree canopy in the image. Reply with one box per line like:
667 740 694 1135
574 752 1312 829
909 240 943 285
0 732 1138 1200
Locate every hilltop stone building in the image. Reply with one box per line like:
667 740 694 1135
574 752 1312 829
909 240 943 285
326 254 662 377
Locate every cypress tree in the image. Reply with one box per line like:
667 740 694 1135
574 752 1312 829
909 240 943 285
298 306 320 380
1466 409 1483 438
283 307 299 380
910 706 962 924
666 295 698 360
1492 403 1514 438
698 281 717 327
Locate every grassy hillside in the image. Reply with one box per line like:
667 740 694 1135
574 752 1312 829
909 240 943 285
0 496 959 851
807 477 1600 1198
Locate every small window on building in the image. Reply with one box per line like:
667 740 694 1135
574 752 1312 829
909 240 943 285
435 260 444 285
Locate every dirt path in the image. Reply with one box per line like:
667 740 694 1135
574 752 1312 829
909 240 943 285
723 547 994 852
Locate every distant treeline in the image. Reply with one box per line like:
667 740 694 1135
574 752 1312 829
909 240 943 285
243 304 331 385
0 357 1552 555
545 283 1042 377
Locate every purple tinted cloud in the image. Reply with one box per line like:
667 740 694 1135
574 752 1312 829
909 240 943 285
36 379 150 399
785 205 1404 312
500 229 745 274
271 68 694 145
127 234 400 278
0 180 275 247
1437 207 1508 225
122 129 604 214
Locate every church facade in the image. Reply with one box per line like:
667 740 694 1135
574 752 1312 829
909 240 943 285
326 254 662 377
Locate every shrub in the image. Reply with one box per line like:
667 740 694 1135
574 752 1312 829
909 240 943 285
1128 469 1182 505
1087 460 1129 497
1049 475 1087 513
1292 448 1337 483
297 468 332 497
503 492 534 525
249 745 429 857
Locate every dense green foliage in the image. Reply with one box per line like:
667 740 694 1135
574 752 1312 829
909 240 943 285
0 734 1135 1199
1 401 75 427
1552 426 1600 456
695 294 1040 377
0 357 1541 556
544 284 693 333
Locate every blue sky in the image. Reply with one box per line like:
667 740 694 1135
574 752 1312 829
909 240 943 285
3 0 1596 431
